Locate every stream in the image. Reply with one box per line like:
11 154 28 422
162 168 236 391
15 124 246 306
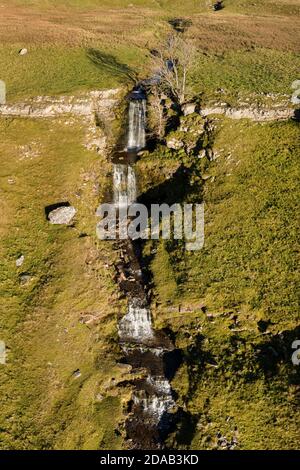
109 87 179 449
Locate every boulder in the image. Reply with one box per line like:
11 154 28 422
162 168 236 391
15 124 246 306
182 102 197 116
166 137 184 150
72 369 81 379
48 206 76 225
0 80 6 105
16 255 25 267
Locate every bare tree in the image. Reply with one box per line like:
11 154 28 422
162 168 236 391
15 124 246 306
151 34 196 106
149 85 167 139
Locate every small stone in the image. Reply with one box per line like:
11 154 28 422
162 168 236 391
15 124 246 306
166 137 184 150
72 369 81 379
16 255 25 267
19 273 32 285
48 206 76 225
0 340 6 364
19 48 28 56
0 79 6 105
182 102 197 116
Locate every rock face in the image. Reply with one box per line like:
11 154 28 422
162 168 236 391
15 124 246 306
199 104 295 121
48 206 76 225
0 89 121 119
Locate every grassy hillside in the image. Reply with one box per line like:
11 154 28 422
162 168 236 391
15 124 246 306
147 118 299 449
0 0 299 101
0 116 132 449
0 0 299 451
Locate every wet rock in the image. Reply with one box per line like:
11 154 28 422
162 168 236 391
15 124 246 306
168 18 192 33
48 205 76 225
16 255 25 267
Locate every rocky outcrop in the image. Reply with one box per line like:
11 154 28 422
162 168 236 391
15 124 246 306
0 89 121 119
0 89 123 156
200 103 295 121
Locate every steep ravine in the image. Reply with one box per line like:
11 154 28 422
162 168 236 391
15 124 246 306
100 88 180 449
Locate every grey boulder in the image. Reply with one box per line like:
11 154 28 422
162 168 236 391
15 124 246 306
48 206 76 225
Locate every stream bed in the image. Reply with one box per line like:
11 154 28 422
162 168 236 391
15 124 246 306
107 87 179 448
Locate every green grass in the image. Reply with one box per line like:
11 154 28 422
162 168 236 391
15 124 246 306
146 118 299 449
9 0 300 16
0 0 299 451
181 119 299 330
0 1 299 102
0 116 128 449
191 49 300 104
0 45 143 101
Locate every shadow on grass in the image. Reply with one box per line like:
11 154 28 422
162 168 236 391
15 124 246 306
86 48 137 83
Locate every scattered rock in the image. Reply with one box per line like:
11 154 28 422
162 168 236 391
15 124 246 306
166 137 184 150
19 273 32 285
48 205 76 225
0 80 5 105
198 150 206 159
19 48 28 56
16 255 25 267
72 369 81 379
0 340 6 364
206 148 214 161
182 102 197 116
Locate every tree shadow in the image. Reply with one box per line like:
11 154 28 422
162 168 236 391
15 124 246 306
254 326 300 383
86 48 137 83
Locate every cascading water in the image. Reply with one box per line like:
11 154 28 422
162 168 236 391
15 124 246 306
127 96 147 151
111 90 177 448
113 164 137 208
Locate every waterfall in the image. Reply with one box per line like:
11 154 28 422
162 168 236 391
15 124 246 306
107 89 177 448
118 302 154 342
127 99 146 151
113 164 136 207
127 166 137 206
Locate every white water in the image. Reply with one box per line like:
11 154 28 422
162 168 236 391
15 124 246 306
134 395 174 418
115 94 174 430
118 302 154 342
127 99 146 151
113 164 137 208
133 376 175 419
